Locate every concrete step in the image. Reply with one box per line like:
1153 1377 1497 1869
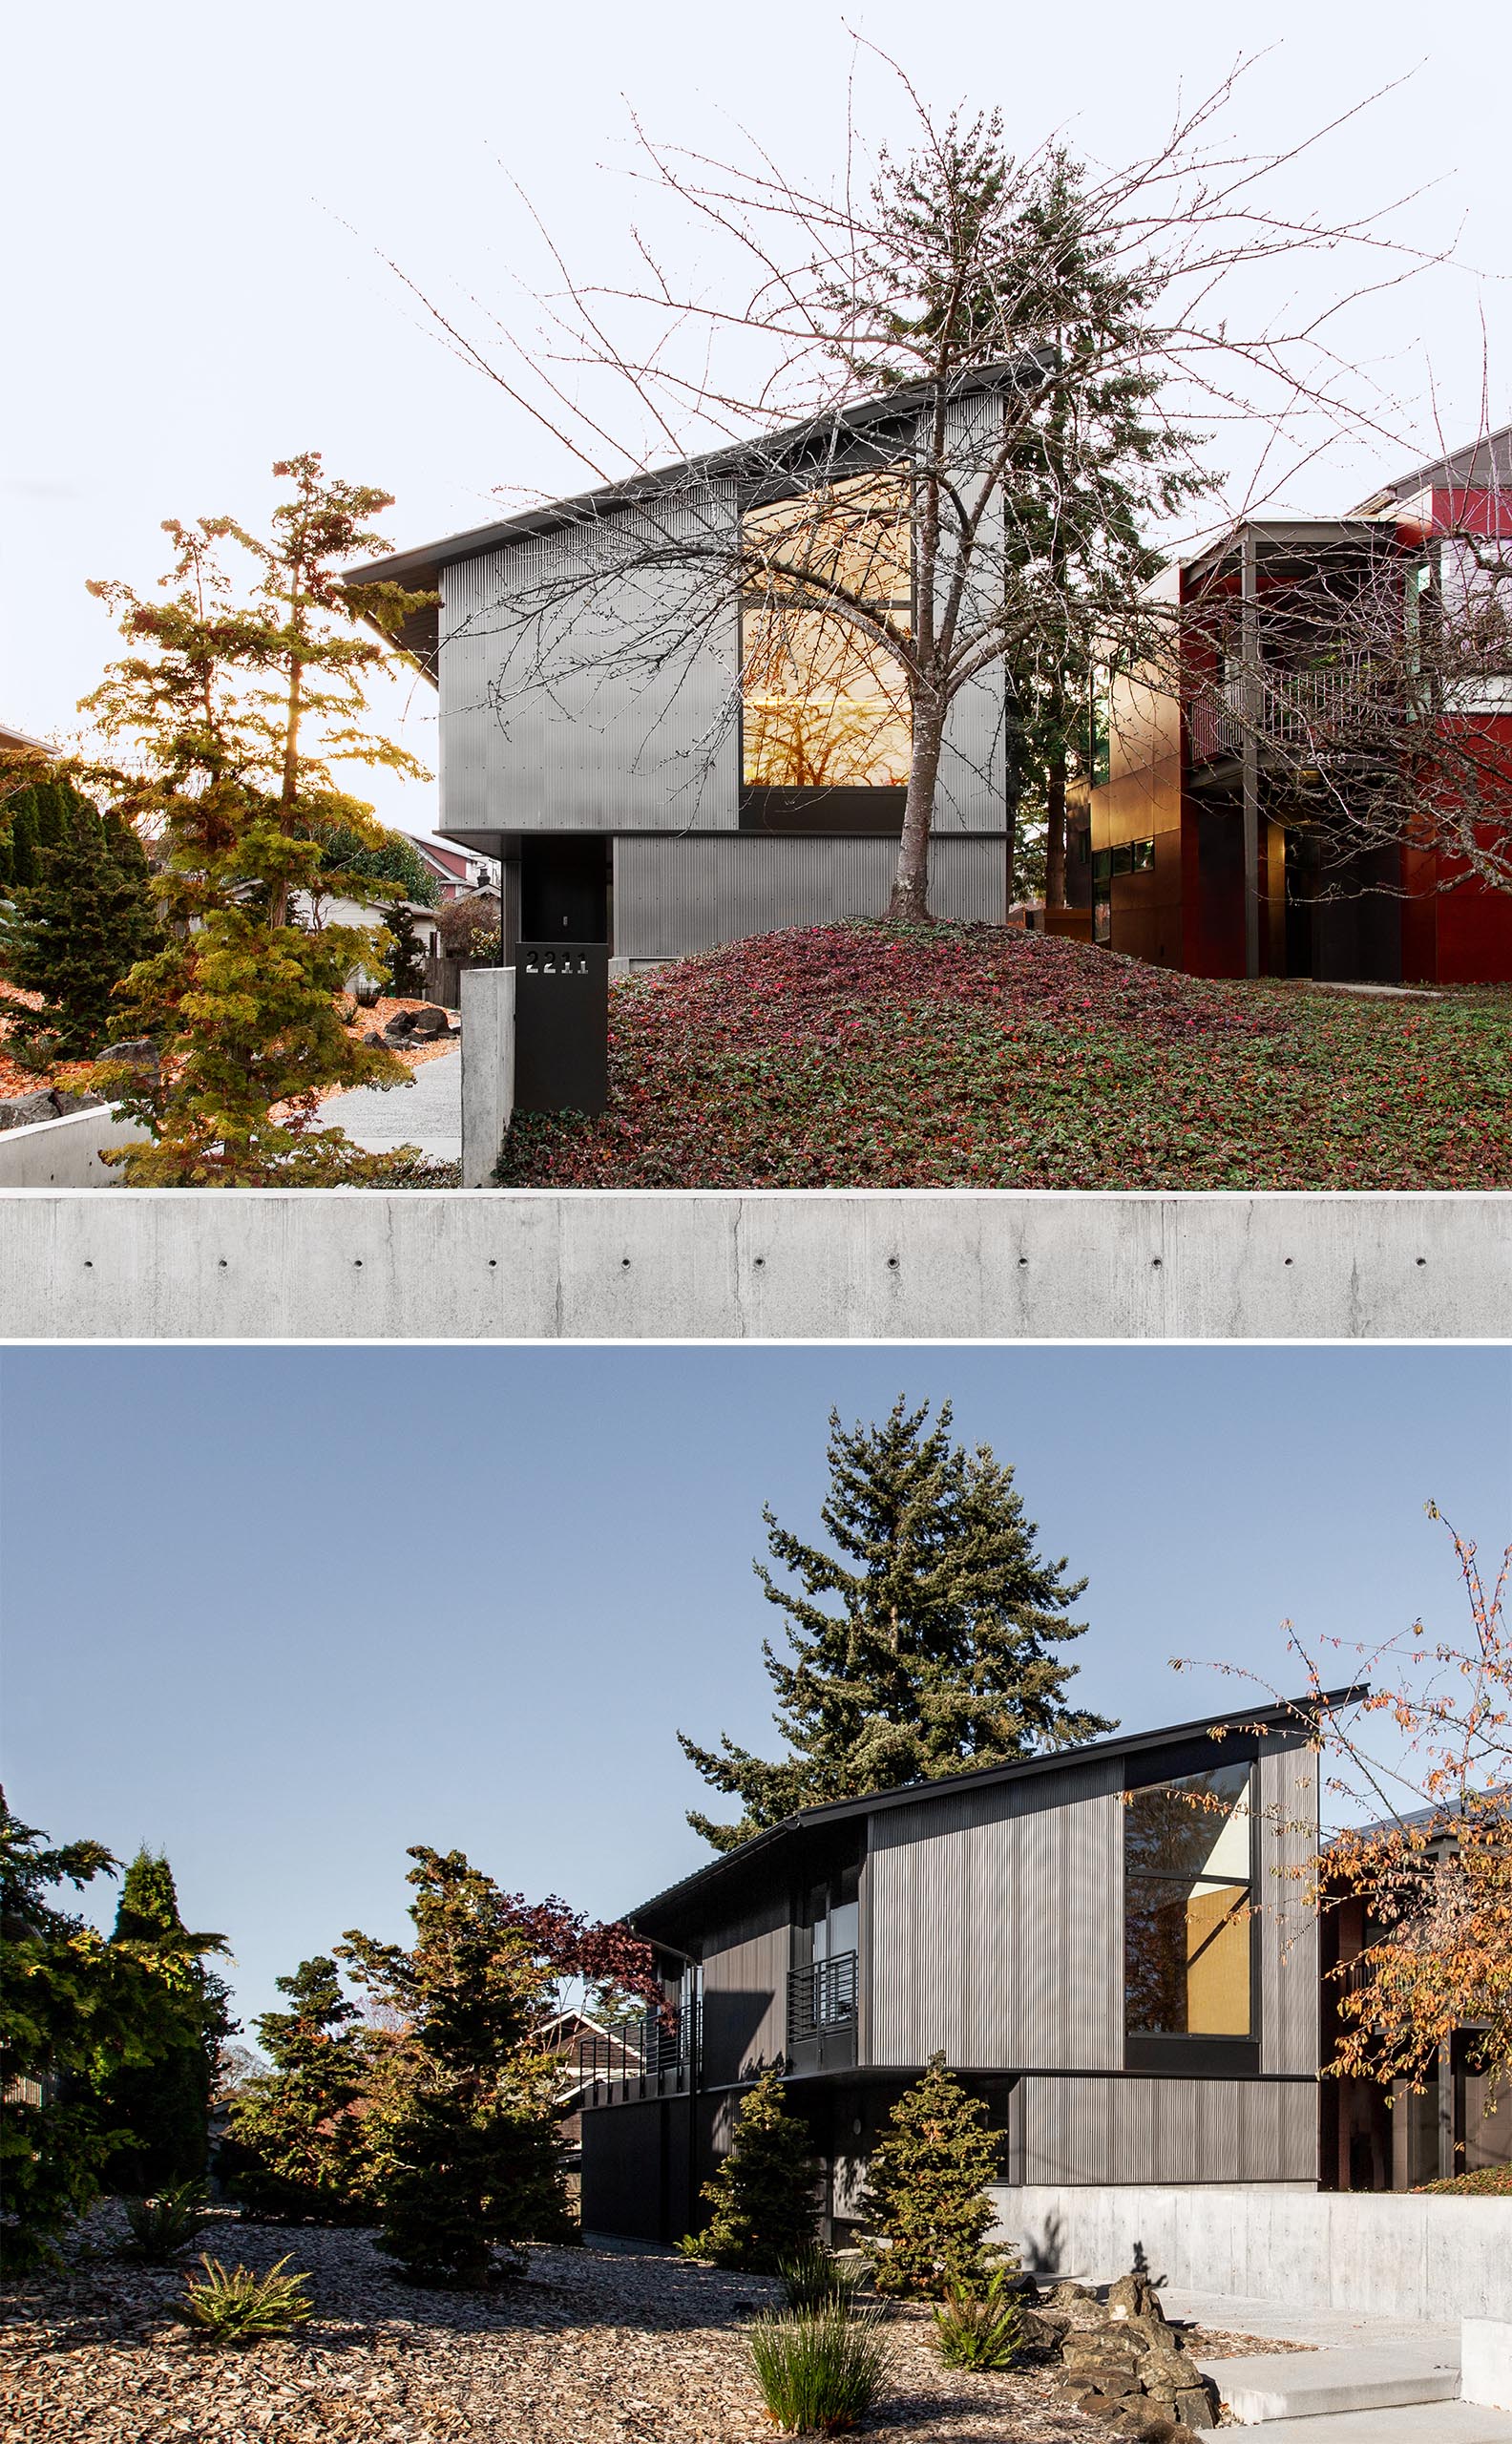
1199 2345 1461 2426
1225 2407 1512 2443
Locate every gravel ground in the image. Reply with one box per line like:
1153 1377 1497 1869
1 2209 1144 2444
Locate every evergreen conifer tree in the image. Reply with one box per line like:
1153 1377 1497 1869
340 1847 569 2285
221 1957 375 2222
684 2063 820 2271
860 2054 1007 2297
2 791 159 1059
385 900 426 999
679 1400 1112 1849
102 1850 230 2192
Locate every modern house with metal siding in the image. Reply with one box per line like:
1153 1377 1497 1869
576 1696 1337 2246
350 381 1024 964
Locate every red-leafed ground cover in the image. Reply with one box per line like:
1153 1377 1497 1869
496 921 1512 1190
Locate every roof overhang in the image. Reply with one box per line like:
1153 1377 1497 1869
629 1684 1366 1949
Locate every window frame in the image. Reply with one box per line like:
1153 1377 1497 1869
1122 1745 1262 2077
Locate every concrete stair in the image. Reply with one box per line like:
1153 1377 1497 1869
1221 2411 1512 2443
1199 2343 1462 2427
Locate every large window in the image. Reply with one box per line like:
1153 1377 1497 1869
1124 1762 1253 2041
741 474 913 790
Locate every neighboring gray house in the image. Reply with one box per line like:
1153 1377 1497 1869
349 377 1028 965
577 1694 1337 2246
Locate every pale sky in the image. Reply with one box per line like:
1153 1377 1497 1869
4 1344 1507 2033
4 0 1508 842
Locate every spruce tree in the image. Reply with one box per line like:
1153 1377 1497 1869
340 1846 569 2285
221 1958 375 2222
860 2054 1007 2297
679 1399 1112 1849
102 1850 230 2192
684 2063 820 2271
2 792 159 1059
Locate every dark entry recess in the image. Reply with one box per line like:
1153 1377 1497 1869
520 836 609 942
514 942 609 1114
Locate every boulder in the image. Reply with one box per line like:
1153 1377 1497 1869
363 1031 386 1047
96 1037 158 1070
1170 2386 1217 2431
407 1004 451 1039
0 1087 107 1130
1107 2272 1166 2325
383 1010 417 1039
1048 2280 1095 2305
1020 2308 1070 2350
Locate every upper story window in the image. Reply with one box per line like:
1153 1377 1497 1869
1124 1761 1253 2041
741 474 913 789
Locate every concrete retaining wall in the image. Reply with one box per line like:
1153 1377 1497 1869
1463 2320 1512 2411
992 2182 1512 2323
459 966 515 1187
0 1102 152 1188
0 1190 1505 1339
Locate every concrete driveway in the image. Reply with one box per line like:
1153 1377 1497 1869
319 1047 460 1163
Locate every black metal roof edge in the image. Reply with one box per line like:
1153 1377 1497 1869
628 1684 1367 1939
345 358 1052 593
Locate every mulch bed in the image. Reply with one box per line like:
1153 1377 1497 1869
0 2207 1299 2443
494 921 1512 1190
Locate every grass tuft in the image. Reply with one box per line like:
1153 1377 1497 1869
931 2267 1024 2370
748 2303 887 2434
777 2244 864 2313
120 2182 209 2264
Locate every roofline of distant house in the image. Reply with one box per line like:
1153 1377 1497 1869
627 1685 1367 1940
1350 420 1512 515
345 358 1053 597
0 720 56 757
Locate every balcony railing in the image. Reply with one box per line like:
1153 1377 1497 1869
576 2002 699 2097
1187 667 1366 767
787 1950 859 2073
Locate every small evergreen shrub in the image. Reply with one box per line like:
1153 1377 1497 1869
931 2267 1024 2370
748 2306 887 2435
174 2254 313 2347
120 2181 208 2263
684 2063 821 2272
860 2053 1008 2298
778 2244 863 2313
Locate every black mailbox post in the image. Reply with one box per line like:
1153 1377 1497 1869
513 942 610 1114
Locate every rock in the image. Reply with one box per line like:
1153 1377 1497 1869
1107 2272 1166 2324
1020 2308 1070 2349
407 1005 451 1039
96 1037 158 1069
0 1086 106 1129
1171 2385 1217 2430
363 1030 386 1046
1048 2280 1095 2305
384 1010 417 1038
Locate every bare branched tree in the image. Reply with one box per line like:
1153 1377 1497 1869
390 53 1441 919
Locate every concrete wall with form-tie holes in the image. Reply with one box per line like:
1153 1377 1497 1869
0 1190 1504 1339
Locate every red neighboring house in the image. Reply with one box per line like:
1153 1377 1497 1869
1089 429 1512 984
404 834 498 904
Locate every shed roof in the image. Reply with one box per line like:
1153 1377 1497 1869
629 1684 1363 1945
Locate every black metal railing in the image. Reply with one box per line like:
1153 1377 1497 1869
576 2003 700 2092
787 1950 859 2051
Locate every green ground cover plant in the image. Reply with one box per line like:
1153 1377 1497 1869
120 2182 210 2264
931 2267 1025 2370
495 922 1512 1190
174 2254 313 2347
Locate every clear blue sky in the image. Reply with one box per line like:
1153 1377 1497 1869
3 1345 1507 2037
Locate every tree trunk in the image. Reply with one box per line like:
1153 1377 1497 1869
1045 746 1067 909
888 697 946 923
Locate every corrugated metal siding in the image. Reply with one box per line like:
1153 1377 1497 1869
936 390 1008 823
701 1902 790 2085
440 487 742 832
613 833 1007 959
1022 2075 1315 2184
867 1759 1124 2070
1258 1743 1321 2076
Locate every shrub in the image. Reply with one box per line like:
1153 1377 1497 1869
121 2181 208 2263
435 892 501 962
778 2244 863 2313
684 2063 821 2272
749 2305 887 2435
860 2053 1007 2298
931 2267 1024 2370
174 2253 313 2347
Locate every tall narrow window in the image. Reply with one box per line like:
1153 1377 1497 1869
1124 1763 1253 2040
741 474 913 789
